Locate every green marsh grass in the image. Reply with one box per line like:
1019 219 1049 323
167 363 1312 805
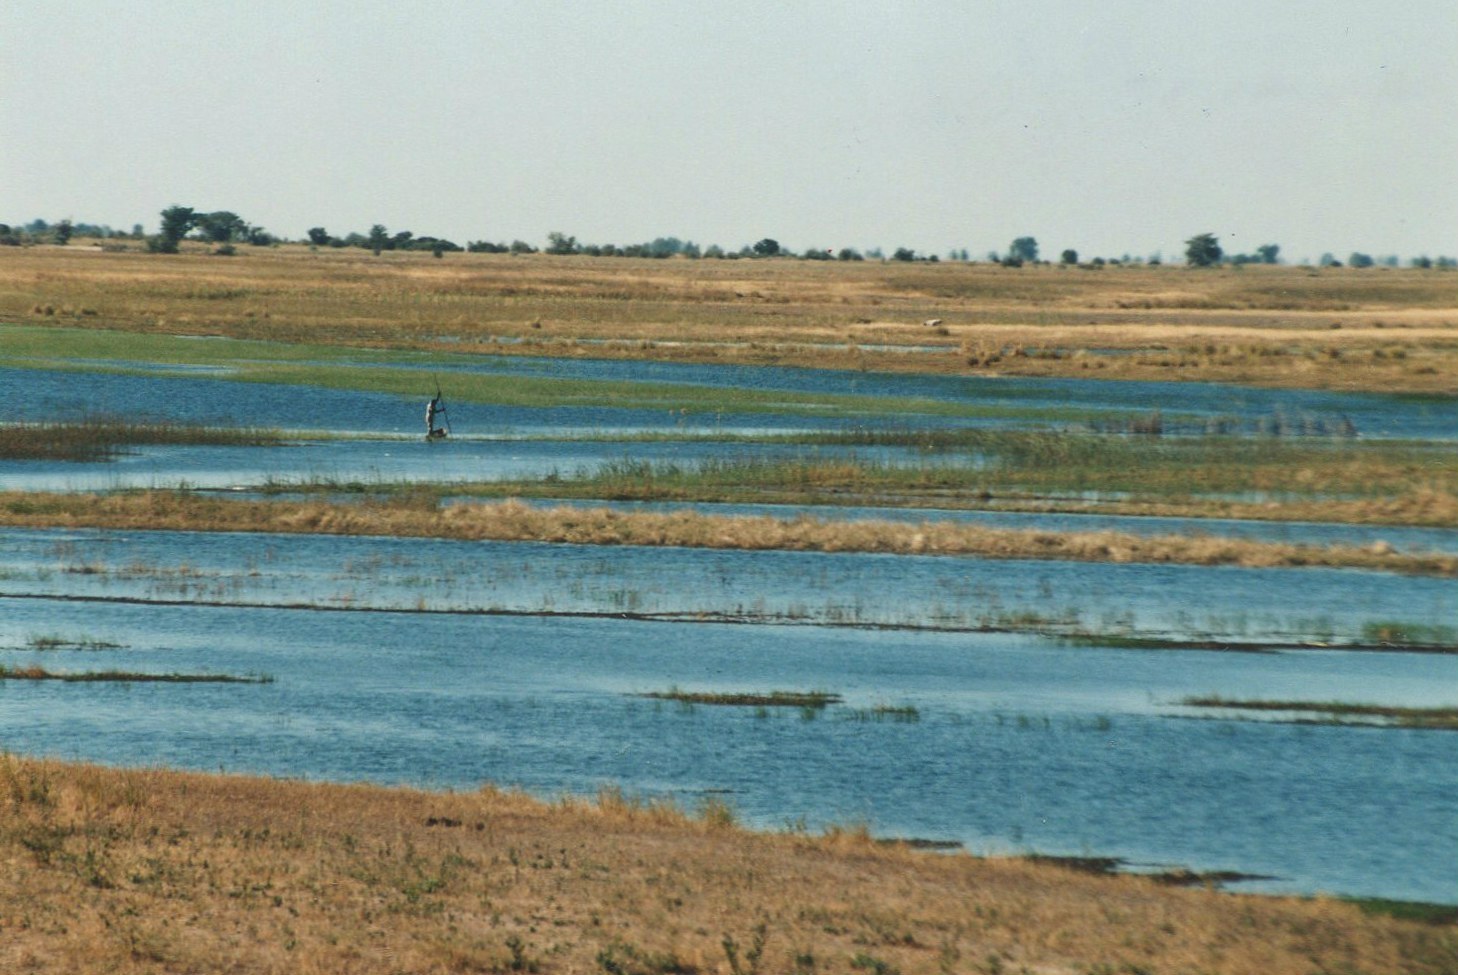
0 664 273 684
0 416 284 461
640 689 842 709
1180 696 1458 729
24 634 126 651
474 434 1458 526
1360 621 1458 648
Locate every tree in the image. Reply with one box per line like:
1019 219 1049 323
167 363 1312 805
1348 252 1374 268
153 205 198 253
195 211 246 243
545 231 578 255
307 227 332 246
891 247 916 262
1008 237 1039 263
837 248 864 261
1060 248 1078 265
1184 233 1222 267
368 224 389 256
53 220 73 245
752 238 781 257
1256 243 1280 265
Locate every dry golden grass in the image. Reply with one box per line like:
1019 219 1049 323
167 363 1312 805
4 244 1456 392
2 756 1452 975
0 491 1451 577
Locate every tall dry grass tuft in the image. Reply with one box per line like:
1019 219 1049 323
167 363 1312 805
1 757 1452 974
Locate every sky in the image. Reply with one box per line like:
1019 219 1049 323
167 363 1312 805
4 1 1456 263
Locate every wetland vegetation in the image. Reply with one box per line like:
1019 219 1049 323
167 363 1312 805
638 688 842 708
0 664 272 684
1181 696 1458 730
0 416 284 461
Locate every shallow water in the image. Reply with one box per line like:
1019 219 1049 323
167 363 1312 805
6 355 1453 439
0 438 930 492
3 527 1451 642
355 353 1458 440
1 591 1453 905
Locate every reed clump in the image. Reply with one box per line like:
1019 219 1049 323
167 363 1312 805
0 756 1451 974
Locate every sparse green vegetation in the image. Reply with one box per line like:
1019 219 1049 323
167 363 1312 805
1361 621 1458 648
640 689 842 709
24 634 126 651
0 664 273 684
1180 696 1458 729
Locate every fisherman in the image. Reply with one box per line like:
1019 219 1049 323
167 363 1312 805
425 394 443 436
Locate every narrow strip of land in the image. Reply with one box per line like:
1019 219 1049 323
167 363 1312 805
2 491 1454 576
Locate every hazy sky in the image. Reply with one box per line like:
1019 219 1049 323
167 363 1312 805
4 1 1456 262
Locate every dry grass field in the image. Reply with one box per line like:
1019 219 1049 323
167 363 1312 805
3 757 1454 975
4 243 1456 392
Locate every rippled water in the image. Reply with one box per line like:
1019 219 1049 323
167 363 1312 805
1 588 1453 905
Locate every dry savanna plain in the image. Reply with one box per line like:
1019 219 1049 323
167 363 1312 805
2 242 1457 974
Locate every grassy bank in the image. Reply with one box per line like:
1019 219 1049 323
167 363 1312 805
3 246 1457 392
1 491 1454 577
1 756 1452 974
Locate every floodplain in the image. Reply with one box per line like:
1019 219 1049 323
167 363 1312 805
2 246 1456 972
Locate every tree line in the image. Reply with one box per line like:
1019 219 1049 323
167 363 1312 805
4 209 1454 269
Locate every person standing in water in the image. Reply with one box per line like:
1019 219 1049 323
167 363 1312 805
426 394 443 437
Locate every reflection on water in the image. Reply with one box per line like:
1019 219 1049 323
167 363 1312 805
0 594 1453 905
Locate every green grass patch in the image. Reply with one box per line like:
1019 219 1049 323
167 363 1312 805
0 664 273 684
1181 696 1458 729
0 417 285 461
24 634 126 651
639 688 842 708
1360 621 1458 648
848 704 921 723
1347 897 1458 925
